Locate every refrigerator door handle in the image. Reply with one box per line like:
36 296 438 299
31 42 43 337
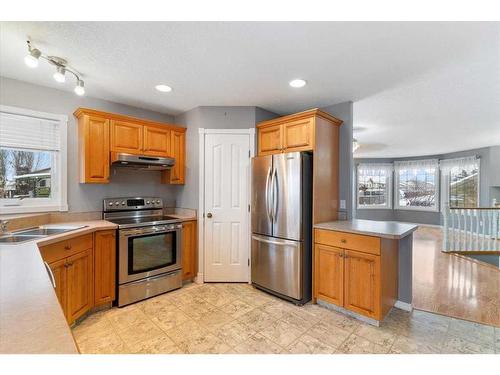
265 166 273 222
251 234 299 247
271 167 278 222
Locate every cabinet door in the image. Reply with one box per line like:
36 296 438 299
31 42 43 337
94 230 116 306
48 259 68 319
163 130 186 184
344 250 380 319
66 249 94 324
110 120 143 154
182 221 197 281
80 115 110 183
314 244 344 306
258 124 283 155
283 118 314 152
143 125 171 157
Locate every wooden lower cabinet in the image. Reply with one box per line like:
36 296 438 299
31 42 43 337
49 258 67 314
94 230 116 306
314 229 396 321
42 230 116 325
66 249 94 323
343 250 380 319
182 221 197 281
314 244 343 306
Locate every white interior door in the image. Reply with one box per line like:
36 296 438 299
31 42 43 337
204 133 251 282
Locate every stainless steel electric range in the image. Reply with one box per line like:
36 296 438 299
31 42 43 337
103 197 183 307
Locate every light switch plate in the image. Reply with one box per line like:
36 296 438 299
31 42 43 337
340 200 346 209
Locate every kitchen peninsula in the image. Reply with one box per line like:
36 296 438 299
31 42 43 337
313 219 418 325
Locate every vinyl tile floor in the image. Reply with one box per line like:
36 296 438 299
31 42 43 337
72 283 500 354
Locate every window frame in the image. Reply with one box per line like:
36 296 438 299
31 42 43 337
440 157 480 210
394 159 440 212
356 163 393 210
0 105 68 214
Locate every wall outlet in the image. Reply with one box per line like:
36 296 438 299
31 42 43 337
340 200 346 209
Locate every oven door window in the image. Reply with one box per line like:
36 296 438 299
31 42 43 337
128 232 177 275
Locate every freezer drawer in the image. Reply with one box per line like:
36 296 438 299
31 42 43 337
251 234 303 300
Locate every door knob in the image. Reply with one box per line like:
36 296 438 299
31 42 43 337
206 213 213 218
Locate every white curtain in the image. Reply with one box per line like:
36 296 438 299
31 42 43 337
357 163 393 176
440 155 479 173
394 159 439 172
440 156 480 209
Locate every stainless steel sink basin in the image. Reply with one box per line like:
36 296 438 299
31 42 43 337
0 235 45 243
0 224 87 244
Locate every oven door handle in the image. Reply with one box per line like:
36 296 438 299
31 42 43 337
121 227 179 237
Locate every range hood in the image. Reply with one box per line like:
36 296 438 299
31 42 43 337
111 153 175 171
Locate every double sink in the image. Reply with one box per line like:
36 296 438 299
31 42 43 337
0 225 87 244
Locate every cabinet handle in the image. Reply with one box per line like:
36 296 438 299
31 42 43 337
64 245 71 250
340 239 347 243
64 262 73 268
44 261 56 289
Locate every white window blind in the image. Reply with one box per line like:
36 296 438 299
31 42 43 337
0 112 61 151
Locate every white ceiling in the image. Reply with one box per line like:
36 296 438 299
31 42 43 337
1 22 499 157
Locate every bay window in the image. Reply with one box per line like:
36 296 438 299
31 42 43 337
394 159 439 211
0 105 68 214
357 163 393 209
440 156 480 209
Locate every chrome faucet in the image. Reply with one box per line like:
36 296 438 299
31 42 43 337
0 220 9 235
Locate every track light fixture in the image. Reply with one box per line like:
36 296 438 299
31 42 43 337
24 40 86 96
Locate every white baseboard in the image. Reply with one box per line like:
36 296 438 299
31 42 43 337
394 300 413 312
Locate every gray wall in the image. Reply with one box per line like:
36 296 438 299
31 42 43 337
321 102 354 219
354 146 495 225
0 77 180 212
173 106 279 210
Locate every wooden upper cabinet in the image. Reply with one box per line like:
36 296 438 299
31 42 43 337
283 118 314 151
162 129 186 184
74 108 187 185
256 108 341 156
66 248 94 324
343 249 380 319
110 120 143 154
258 124 283 155
77 114 110 183
314 244 344 307
94 230 116 306
143 125 171 157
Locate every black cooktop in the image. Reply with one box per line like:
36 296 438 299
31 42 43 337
108 215 181 227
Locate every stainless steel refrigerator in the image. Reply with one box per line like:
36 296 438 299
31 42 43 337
251 151 312 305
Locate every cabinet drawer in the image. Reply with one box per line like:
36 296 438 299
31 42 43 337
39 233 94 263
314 229 380 255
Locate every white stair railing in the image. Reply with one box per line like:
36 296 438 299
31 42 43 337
443 206 500 252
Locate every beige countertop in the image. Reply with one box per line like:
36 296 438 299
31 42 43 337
0 220 117 354
314 219 418 239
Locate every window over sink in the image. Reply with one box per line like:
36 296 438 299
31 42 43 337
0 105 68 214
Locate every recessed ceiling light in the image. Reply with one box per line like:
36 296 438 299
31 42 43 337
289 79 307 88
155 84 172 93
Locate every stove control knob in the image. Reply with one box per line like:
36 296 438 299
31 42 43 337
121 201 126 205
156 200 161 204
146 200 150 204
115 201 120 206
109 202 113 206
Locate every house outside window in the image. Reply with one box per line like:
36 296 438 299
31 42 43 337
0 105 68 214
440 156 480 209
394 159 439 211
357 163 393 209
